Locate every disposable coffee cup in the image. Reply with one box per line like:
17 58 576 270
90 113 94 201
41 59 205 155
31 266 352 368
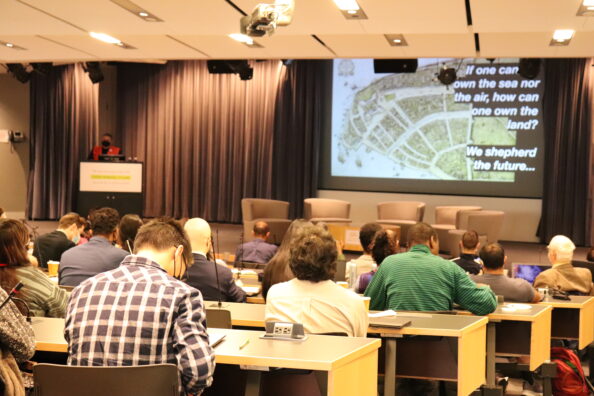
47 260 59 277
361 296 371 311
336 281 349 289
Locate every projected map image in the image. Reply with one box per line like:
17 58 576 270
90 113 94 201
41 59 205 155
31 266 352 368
332 59 525 181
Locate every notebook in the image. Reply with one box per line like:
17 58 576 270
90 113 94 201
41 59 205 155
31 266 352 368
369 317 412 329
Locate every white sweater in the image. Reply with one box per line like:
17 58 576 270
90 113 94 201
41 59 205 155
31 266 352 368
265 279 369 337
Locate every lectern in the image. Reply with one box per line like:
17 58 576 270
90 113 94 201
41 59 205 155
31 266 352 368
77 161 143 217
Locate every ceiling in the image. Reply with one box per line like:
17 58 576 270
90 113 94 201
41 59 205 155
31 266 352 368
0 0 593 63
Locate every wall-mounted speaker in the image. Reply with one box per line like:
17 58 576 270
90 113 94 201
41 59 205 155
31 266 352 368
373 59 418 74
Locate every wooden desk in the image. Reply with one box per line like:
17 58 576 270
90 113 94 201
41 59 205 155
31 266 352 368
211 328 380 396
368 314 487 396
539 296 594 350
31 318 380 396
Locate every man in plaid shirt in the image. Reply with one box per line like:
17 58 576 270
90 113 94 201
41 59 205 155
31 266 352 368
65 218 215 395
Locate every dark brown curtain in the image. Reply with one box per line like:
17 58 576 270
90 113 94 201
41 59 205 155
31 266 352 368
537 58 594 245
117 60 285 222
27 64 99 219
272 60 331 218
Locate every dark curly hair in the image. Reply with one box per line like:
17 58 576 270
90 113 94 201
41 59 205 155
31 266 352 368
289 226 337 282
89 207 120 236
371 229 399 266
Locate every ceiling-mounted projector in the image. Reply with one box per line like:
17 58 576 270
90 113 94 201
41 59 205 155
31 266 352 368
240 0 295 37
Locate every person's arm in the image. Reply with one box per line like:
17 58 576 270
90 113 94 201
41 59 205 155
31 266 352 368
453 266 497 315
530 289 542 303
32 269 69 318
0 291 35 362
223 269 246 303
364 265 388 311
173 289 215 395
533 272 550 290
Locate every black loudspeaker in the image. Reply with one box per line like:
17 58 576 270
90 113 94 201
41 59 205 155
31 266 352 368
373 59 418 73
207 60 249 74
518 58 541 80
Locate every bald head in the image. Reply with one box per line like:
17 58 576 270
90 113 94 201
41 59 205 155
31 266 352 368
184 218 211 254
253 221 270 239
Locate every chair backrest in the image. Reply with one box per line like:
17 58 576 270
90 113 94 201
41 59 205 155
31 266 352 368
303 198 350 220
241 199 289 221
205 309 232 329
377 201 425 222
466 210 505 243
434 206 482 225
33 364 179 396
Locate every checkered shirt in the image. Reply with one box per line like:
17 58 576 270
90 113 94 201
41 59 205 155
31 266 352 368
64 255 215 395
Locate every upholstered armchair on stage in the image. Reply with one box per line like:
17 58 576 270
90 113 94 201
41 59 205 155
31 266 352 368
432 206 482 253
446 210 505 257
241 198 291 244
303 198 351 224
376 201 425 244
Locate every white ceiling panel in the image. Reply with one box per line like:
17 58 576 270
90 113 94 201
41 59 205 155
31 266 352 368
320 34 476 58
471 0 589 33
0 0 593 62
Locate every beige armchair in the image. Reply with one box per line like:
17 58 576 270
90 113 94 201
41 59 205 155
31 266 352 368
376 201 425 244
241 198 291 244
432 206 482 253
303 198 351 224
446 210 505 257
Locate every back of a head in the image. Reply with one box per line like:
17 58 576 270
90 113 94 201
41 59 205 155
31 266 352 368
183 218 211 252
277 219 314 253
359 222 383 253
289 225 337 282
89 207 120 236
371 229 398 265
119 214 144 252
0 219 30 290
461 230 479 251
407 222 437 247
134 217 192 264
58 212 84 229
0 208 5 218
253 221 270 238
479 243 505 270
548 235 576 262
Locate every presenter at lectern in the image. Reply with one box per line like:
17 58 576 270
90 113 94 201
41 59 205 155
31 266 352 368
88 133 122 161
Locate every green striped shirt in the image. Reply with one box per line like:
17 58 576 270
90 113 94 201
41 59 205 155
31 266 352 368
15 266 68 318
364 244 497 315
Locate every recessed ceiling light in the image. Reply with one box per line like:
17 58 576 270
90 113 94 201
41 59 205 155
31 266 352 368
384 34 407 47
583 0 594 5
333 0 360 11
552 29 574 41
89 32 122 45
347 9 357 14
138 11 148 17
229 33 254 45
5 43 14 47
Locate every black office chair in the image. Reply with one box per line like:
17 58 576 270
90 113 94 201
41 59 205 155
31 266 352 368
205 309 232 329
33 363 179 396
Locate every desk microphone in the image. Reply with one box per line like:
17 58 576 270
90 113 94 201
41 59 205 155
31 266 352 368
0 282 24 312
237 231 244 280
209 231 228 309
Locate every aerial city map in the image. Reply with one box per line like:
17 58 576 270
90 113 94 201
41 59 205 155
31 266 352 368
331 58 541 183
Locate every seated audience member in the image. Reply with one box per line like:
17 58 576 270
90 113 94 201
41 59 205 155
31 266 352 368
262 219 314 299
471 243 541 303
0 219 68 317
265 226 368 337
587 247 594 262
117 214 144 253
59 207 128 287
235 221 278 264
0 287 36 392
451 230 483 275
356 229 399 293
65 218 215 395
535 235 594 295
365 222 497 315
184 218 246 302
32 212 84 268
345 223 383 285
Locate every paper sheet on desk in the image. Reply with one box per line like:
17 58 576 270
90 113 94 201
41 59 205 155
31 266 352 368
369 310 397 318
242 286 261 296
